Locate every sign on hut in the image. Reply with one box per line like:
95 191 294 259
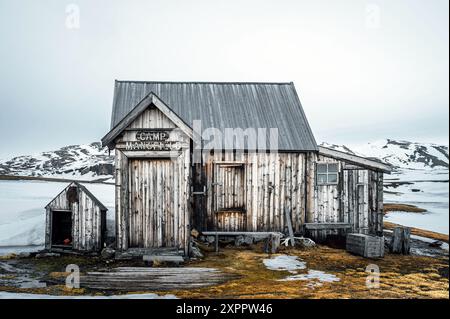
44 182 108 253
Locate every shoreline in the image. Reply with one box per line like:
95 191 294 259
384 221 449 243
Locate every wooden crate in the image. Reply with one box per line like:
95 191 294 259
346 233 385 258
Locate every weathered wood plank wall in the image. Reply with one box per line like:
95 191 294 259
307 153 383 239
193 151 307 233
112 106 384 247
193 151 384 239
114 106 191 255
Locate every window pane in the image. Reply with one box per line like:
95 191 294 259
317 174 327 184
328 163 339 172
328 173 338 183
317 164 327 173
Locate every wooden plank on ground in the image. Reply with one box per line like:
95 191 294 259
77 267 238 291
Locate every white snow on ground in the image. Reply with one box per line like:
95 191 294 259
280 270 340 283
262 255 306 273
263 255 340 285
409 234 449 251
0 292 177 299
0 180 115 247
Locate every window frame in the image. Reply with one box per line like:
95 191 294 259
316 162 340 186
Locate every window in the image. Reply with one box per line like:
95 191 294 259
316 163 339 185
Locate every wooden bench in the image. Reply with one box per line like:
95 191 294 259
304 223 352 230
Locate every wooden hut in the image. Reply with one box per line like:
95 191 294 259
45 182 108 253
102 81 391 257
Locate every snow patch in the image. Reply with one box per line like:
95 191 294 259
280 270 340 283
0 292 178 299
262 255 306 273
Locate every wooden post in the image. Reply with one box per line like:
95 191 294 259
272 233 280 253
215 232 219 253
284 207 295 247
390 226 411 254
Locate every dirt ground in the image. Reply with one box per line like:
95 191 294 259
1 244 448 299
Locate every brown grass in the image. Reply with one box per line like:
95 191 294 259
147 246 449 299
0 254 17 260
0 246 447 299
384 221 449 243
384 203 427 214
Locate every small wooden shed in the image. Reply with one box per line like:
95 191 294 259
45 182 108 252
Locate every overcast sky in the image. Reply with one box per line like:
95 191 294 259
0 0 448 158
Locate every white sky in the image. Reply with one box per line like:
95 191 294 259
0 0 448 158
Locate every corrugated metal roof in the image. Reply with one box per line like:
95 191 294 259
109 81 318 151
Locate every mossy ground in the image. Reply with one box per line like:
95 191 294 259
384 221 449 243
384 203 427 214
150 245 448 299
0 245 448 299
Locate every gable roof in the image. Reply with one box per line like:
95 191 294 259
101 93 194 148
45 182 108 211
104 81 318 151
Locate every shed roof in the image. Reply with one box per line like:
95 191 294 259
318 146 392 173
45 182 108 211
105 81 318 151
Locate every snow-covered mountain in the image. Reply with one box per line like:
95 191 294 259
321 139 449 172
0 142 114 182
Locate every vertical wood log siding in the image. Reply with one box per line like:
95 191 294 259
194 151 307 233
307 153 383 239
193 151 383 239
114 106 191 255
112 107 384 247
45 184 106 251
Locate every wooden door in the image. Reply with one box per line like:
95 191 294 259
343 169 369 233
128 159 177 248
213 164 246 231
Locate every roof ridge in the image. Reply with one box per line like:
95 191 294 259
115 80 294 85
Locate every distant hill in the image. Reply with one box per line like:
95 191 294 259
321 139 448 171
0 139 447 182
0 142 114 182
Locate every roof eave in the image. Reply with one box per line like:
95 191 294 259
318 146 392 173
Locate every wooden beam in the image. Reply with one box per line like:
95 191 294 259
304 223 352 230
202 231 283 236
122 151 182 158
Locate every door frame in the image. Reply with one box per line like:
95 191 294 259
115 148 190 255
212 162 247 231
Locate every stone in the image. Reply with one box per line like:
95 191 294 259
191 229 200 238
35 252 60 258
235 235 254 246
190 244 204 259
101 247 116 259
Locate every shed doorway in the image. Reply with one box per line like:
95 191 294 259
51 210 73 248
